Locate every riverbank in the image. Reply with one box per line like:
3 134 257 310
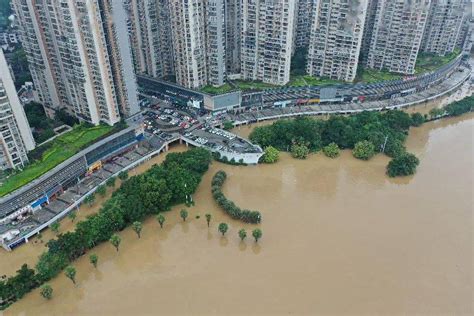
3 113 472 315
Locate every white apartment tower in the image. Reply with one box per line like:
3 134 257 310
295 0 318 49
364 0 431 74
0 50 35 170
306 0 368 82
12 0 140 126
168 0 209 88
241 0 297 85
422 0 465 56
206 0 227 86
225 0 241 74
128 0 175 79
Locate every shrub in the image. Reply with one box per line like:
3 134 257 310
118 171 128 181
106 176 116 187
322 142 340 158
429 108 444 119
291 143 310 159
387 153 420 177
262 146 279 163
40 284 53 300
96 185 106 197
352 141 376 160
410 113 425 127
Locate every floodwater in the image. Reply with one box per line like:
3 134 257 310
2 118 473 315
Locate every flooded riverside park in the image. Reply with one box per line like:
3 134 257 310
1 98 473 314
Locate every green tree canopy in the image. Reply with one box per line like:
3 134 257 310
262 146 280 163
64 266 76 284
252 229 263 242
322 142 340 158
110 234 122 252
218 223 229 236
352 141 376 160
291 142 310 159
156 214 165 228
238 229 247 241
387 153 420 177
40 284 53 300
132 221 143 238
89 254 98 268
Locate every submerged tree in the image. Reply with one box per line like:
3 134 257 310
291 142 310 159
262 146 280 163
96 185 106 197
180 209 188 222
84 193 95 206
218 223 229 236
40 284 53 300
352 140 376 160
238 229 247 241
50 222 60 235
110 234 122 252
205 213 212 227
252 229 262 242
64 266 76 285
322 142 340 158
156 214 165 228
68 211 77 223
106 176 116 188
89 254 98 268
387 153 420 177
118 171 129 181
132 221 143 238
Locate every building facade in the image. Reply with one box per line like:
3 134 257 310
206 0 227 86
0 49 35 170
225 0 241 75
12 0 140 126
168 0 210 89
422 0 464 56
128 0 175 79
241 0 297 85
364 0 431 74
294 0 318 49
306 0 368 82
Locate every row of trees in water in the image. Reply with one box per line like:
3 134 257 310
39 214 262 300
0 148 212 310
211 171 262 224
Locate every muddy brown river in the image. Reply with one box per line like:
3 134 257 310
1 113 473 315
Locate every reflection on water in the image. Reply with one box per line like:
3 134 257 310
2 114 473 315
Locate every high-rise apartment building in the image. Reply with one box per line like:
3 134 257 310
306 0 368 82
295 0 318 49
12 0 140 126
364 0 431 74
422 0 464 56
168 0 210 88
361 0 379 63
206 0 227 86
225 0 241 74
241 0 297 85
0 49 35 170
128 0 175 79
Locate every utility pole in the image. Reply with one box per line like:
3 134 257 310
381 135 389 153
